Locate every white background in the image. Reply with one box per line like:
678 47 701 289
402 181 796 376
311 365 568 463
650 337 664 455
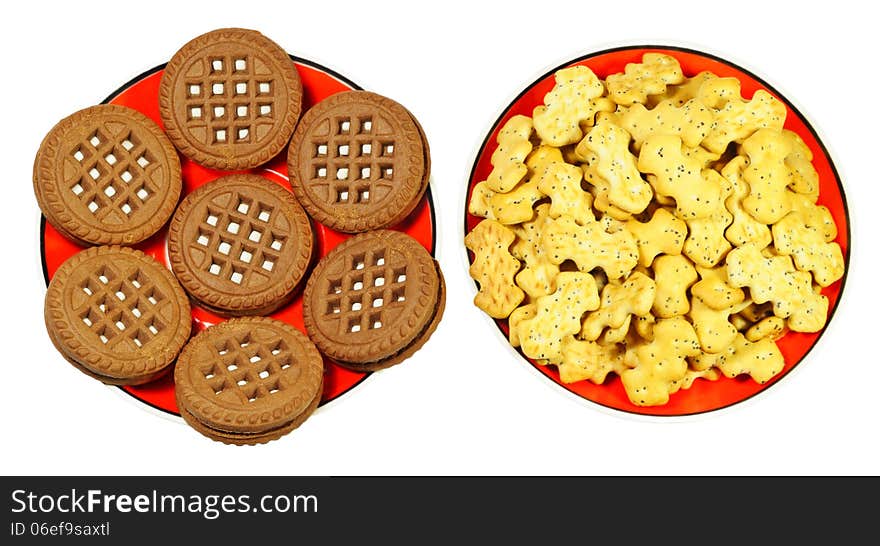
2 0 877 476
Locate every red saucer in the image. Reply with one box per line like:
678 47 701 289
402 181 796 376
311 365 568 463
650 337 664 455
464 46 849 417
41 56 436 416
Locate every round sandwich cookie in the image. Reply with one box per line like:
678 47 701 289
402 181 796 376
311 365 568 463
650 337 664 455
167 174 314 316
44 246 192 385
174 317 324 445
159 27 303 170
288 90 430 233
302 230 445 371
33 104 182 246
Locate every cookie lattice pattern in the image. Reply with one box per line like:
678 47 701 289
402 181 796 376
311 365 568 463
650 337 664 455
196 330 295 403
191 193 287 288
323 247 409 334
307 115 398 205
68 125 157 220
77 263 168 350
183 55 276 146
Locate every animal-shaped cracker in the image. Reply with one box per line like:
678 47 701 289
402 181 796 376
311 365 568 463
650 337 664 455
782 129 820 201
691 265 745 310
484 115 534 193
745 316 786 342
616 99 713 152
652 254 697 318
741 128 793 224
772 193 844 287
624 208 687 267
542 214 639 280
721 156 773 248
510 204 561 299
688 295 746 353
575 120 653 214
726 243 829 332
516 272 600 362
716 333 785 384
638 134 723 219
697 77 786 154
508 303 537 348
533 65 613 146
682 170 733 267
467 181 496 220
465 219 525 319
536 162 594 225
621 317 702 406
484 145 563 225
647 70 718 108
606 53 685 106
552 335 626 384
580 271 656 341
634 313 656 341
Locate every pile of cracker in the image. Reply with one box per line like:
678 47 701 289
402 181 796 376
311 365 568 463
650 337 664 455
466 53 844 407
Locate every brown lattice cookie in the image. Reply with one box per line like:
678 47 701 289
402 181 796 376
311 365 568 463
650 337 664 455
167 174 314 316
174 317 324 445
159 28 303 170
288 91 429 233
302 230 444 371
44 246 192 385
33 104 182 246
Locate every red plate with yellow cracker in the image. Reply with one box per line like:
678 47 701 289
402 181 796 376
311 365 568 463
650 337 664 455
463 45 849 417
41 55 436 417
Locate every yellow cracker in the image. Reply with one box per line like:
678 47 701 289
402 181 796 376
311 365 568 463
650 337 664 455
602 317 631 344
552 335 626 384
537 161 595 225
697 78 787 154
488 145 563 225
575 120 653 214
533 65 612 146
688 295 747 354
726 243 829 333
638 134 723 219
580 271 655 341
542 214 639 280
484 115 534 193
516 271 600 362
715 333 785 384
634 313 656 341
467 181 497 220
510 204 561 300
621 317 701 406
682 169 733 267
616 99 713 153
720 156 773 248
741 128 794 224
606 53 685 107
625 208 687 267
772 193 844 287
745 316 786 342
465 219 525 319
651 254 697 318
692 265 745 311
647 70 718 107
579 150 636 221
508 303 537 348
739 301 775 323
729 312 751 332
781 129 820 201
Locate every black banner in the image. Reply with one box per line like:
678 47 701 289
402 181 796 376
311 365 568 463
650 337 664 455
1 476 873 542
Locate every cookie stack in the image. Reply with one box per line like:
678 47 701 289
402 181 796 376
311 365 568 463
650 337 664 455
34 28 444 445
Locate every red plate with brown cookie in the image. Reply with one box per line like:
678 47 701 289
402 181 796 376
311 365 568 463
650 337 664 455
40 48 436 418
